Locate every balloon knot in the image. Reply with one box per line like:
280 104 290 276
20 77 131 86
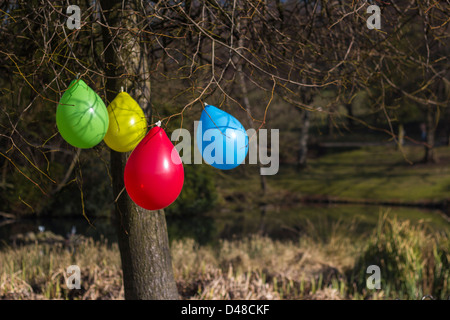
155 120 161 127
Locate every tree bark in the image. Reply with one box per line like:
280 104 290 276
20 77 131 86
236 16 267 194
327 111 334 137
423 106 438 163
345 102 355 130
110 152 178 300
396 123 405 150
100 0 179 300
298 109 310 168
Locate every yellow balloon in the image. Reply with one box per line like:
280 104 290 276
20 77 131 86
104 92 147 152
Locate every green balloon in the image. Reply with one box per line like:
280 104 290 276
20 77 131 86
56 79 109 149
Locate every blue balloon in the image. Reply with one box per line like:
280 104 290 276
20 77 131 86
197 104 249 170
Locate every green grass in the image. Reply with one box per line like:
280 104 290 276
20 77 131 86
350 214 450 299
217 145 450 203
273 146 450 202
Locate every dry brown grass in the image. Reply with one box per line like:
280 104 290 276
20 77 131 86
0 233 350 300
2 216 446 300
0 238 123 300
171 235 351 300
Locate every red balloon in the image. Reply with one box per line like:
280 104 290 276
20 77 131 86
124 126 184 210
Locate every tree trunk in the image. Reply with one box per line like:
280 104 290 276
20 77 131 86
446 126 450 147
445 107 450 146
238 72 267 194
396 123 405 150
327 113 334 137
100 0 179 300
236 18 267 194
345 102 355 130
110 152 178 300
298 109 310 168
423 106 437 163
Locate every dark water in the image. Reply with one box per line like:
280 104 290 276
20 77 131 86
0 204 448 246
0 217 117 244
